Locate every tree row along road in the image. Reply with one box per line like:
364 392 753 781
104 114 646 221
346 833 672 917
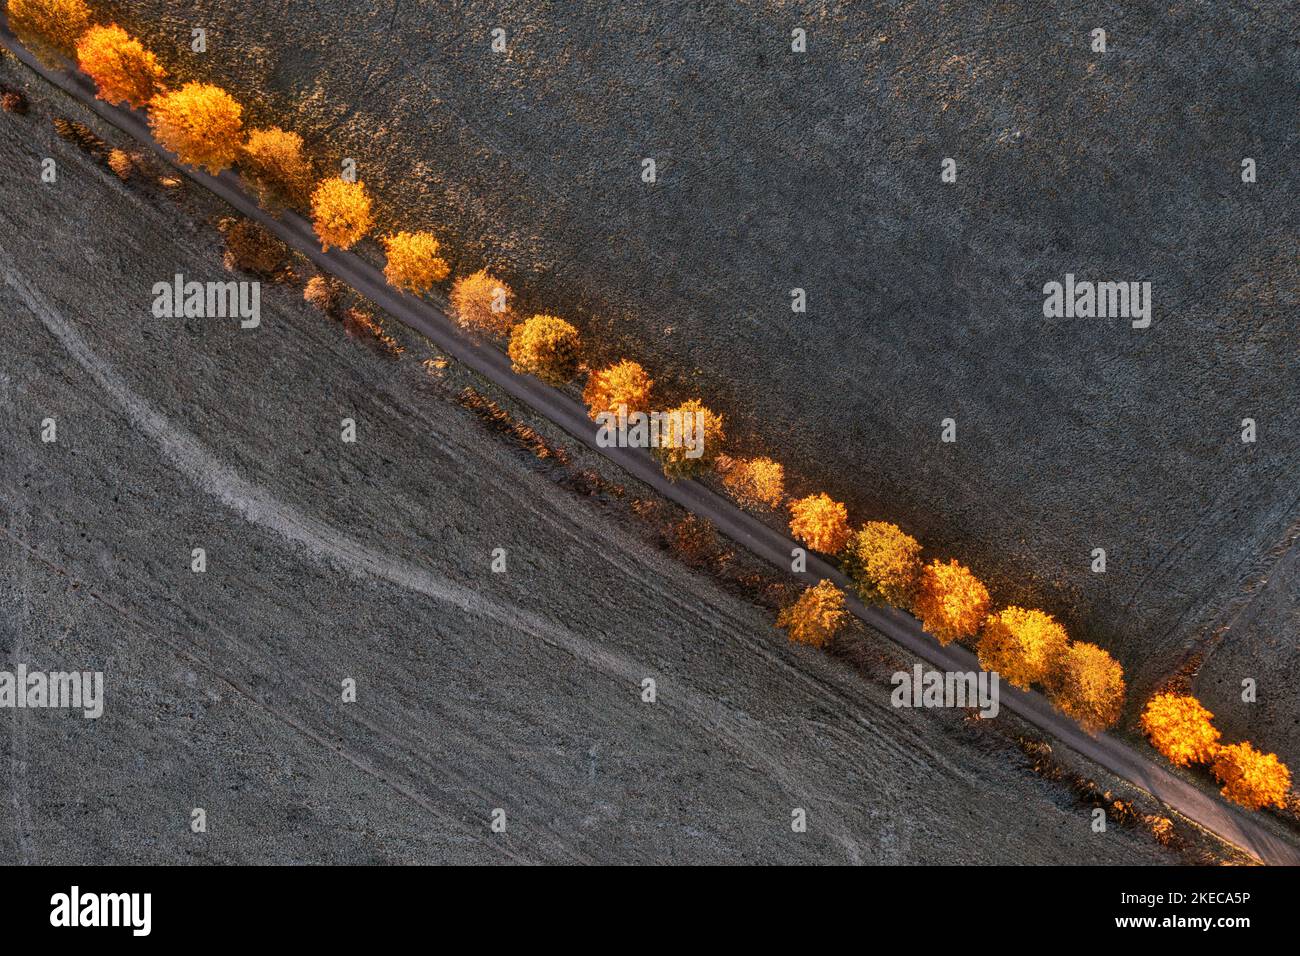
6 24 1297 866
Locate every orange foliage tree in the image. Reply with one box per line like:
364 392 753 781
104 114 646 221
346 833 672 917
654 399 724 479
508 314 582 385
1211 742 1291 811
842 521 922 607
583 359 653 421
777 580 847 648
76 24 166 108
239 127 313 208
977 606 1069 690
913 558 990 645
149 82 244 173
449 269 515 336
788 493 850 554
309 177 373 251
1049 642 1126 733
1140 693 1221 768
9 0 91 61
720 456 785 510
381 230 450 293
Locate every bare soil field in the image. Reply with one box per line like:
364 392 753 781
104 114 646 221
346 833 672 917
0 60 1198 863
86 0 1300 760
1195 532 1300 774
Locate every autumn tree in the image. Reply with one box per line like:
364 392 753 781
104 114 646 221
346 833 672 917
583 359 653 421
582 358 647 418
381 230 450 294
776 580 847 649
1139 693 1221 768
51 116 108 157
303 275 343 316
666 514 719 568
106 148 133 180
1049 641 1126 733
239 127 313 208
344 306 402 355
1211 742 1291 811
76 24 166 108
1 91 29 115
720 456 785 510
977 606 1069 690
220 218 288 277
449 269 515 336
788 493 850 554
309 177 373 251
508 314 582 385
654 399 724 479
8 0 91 62
149 82 244 173
842 521 922 607
913 558 990 645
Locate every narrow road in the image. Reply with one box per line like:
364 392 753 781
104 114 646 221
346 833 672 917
5 24 1298 865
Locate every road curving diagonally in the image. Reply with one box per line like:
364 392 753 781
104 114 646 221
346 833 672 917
4 23 1297 866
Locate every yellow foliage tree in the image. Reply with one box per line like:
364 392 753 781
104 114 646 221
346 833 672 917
842 521 922 607
777 580 847 648
654 399 724 479
1211 742 1291 811
239 127 313 208
449 269 515 336
309 177 373 251
381 230 450 293
788 493 850 554
721 456 785 510
1049 641 1126 733
76 24 166 108
508 314 582 385
9 0 91 62
149 82 244 173
1139 693 1221 768
583 359 653 421
913 558 990 645
977 606 1069 690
